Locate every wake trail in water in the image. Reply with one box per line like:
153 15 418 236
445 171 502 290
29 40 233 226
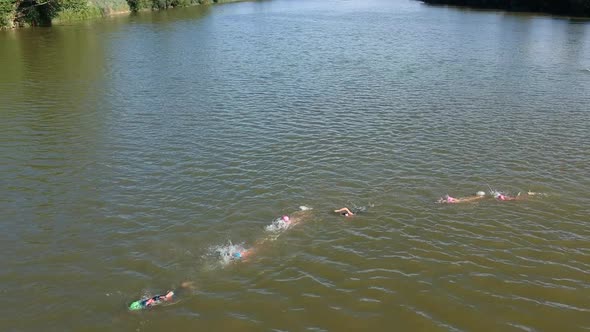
265 216 292 233
486 184 548 199
265 205 312 233
203 206 313 269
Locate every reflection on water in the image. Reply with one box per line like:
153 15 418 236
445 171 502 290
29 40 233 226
1 0 590 330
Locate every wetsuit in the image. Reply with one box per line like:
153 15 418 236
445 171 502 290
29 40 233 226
129 292 174 311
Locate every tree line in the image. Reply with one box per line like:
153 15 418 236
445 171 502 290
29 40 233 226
0 0 223 29
420 0 590 17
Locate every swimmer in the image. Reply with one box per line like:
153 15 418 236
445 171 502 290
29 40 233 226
243 209 312 260
129 291 174 311
334 205 370 217
488 182 548 199
284 207 313 226
493 191 546 201
213 207 314 266
215 243 257 264
265 206 313 232
493 191 520 201
216 215 302 265
213 242 253 263
334 207 355 217
128 282 194 311
437 191 486 204
232 250 249 260
229 246 252 261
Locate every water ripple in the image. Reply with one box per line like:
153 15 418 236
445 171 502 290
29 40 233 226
1 0 590 330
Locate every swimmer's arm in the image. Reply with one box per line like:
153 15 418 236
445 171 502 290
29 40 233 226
334 207 354 215
155 291 173 302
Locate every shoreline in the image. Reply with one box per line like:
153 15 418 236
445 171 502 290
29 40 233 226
1 0 248 30
419 0 590 18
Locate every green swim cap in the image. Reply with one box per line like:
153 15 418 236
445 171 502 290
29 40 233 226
129 301 143 311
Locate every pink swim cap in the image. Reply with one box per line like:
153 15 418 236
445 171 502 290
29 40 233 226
282 215 290 222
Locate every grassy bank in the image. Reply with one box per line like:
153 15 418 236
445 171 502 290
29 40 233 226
0 0 240 29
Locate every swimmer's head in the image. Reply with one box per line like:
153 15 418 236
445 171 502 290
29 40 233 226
233 252 242 259
476 191 485 197
282 215 290 222
129 301 143 311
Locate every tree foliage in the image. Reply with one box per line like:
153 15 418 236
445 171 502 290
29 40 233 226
1 0 15 28
421 0 590 16
0 0 229 28
1 0 123 27
0 0 91 27
126 0 209 12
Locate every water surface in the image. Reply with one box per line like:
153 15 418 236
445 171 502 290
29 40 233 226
1 0 590 330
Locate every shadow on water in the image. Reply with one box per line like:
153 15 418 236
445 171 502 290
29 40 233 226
418 0 590 18
126 3 212 25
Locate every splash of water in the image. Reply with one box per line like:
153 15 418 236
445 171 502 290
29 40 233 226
264 205 312 232
265 216 291 233
486 184 504 198
527 191 548 197
351 203 373 213
206 241 248 266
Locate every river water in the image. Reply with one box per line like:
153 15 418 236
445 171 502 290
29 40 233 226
1 0 590 330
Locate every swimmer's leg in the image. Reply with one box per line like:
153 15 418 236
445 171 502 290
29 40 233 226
527 191 547 196
181 281 195 289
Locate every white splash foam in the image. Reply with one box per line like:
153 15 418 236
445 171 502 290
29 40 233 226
207 241 247 266
265 217 291 233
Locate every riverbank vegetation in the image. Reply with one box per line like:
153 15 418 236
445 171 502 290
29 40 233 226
0 0 231 29
420 0 590 17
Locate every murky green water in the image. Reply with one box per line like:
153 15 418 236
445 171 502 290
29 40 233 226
1 0 590 330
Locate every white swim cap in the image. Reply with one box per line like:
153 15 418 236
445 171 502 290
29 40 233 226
476 191 486 197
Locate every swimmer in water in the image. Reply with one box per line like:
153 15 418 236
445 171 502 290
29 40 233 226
334 205 371 217
265 206 313 232
128 282 194 311
493 191 519 201
438 191 486 204
229 245 253 261
210 241 253 263
285 207 313 225
334 207 356 217
215 242 259 264
214 217 293 264
235 207 314 261
493 191 546 201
